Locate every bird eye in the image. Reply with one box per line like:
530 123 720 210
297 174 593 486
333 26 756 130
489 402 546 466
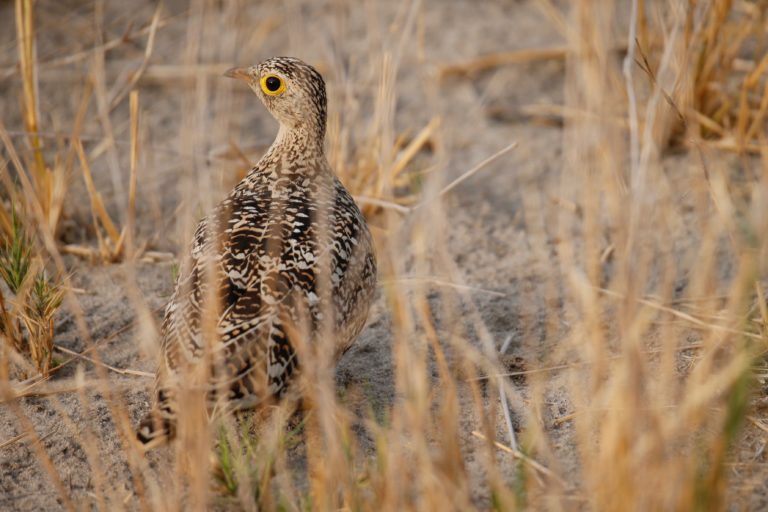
260 75 286 96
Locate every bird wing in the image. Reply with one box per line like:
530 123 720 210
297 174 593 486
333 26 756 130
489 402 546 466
161 177 362 398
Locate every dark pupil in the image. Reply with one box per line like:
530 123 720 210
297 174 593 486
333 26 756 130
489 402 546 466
265 76 281 92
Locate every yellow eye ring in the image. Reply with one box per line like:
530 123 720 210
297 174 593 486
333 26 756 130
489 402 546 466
260 74 286 96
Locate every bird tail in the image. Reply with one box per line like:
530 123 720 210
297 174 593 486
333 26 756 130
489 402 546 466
136 388 176 447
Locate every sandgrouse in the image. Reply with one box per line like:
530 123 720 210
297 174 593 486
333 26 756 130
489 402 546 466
137 57 377 445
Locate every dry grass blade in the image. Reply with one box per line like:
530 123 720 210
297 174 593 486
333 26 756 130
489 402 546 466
747 416 768 435
6 377 138 401
118 89 141 259
53 345 153 378
390 116 440 178
471 431 565 486
432 141 517 200
12 0 72 235
0 11 180 80
0 431 30 451
353 195 412 214
108 5 161 111
14 0 47 198
74 140 120 245
599 287 762 341
623 0 639 176
439 46 569 77
384 275 506 296
498 334 518 451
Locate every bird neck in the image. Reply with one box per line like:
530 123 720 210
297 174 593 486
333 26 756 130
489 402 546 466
272 123 326 158
251 123 330 181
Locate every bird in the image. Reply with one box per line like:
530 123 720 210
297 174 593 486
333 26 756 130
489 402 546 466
136 56 377 446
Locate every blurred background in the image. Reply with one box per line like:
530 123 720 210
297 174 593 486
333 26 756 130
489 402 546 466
2 0 768 510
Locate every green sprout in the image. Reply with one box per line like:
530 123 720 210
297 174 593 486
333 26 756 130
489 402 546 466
0 211 63 377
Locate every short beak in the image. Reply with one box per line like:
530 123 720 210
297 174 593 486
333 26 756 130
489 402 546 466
224 67 249 81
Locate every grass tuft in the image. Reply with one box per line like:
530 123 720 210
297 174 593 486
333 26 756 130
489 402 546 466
0 211 33 295
0 210 62 377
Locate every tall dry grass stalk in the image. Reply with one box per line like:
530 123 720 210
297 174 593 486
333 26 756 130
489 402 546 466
554 0 767 509
11 0 68 234
1 0 768 510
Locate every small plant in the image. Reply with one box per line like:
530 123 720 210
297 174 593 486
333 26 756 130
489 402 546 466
21 271 63 376
0 212 63 378
0 212 33 358
170 261 180 283
215 428 238 494
212 412 308 505
0 212 33 295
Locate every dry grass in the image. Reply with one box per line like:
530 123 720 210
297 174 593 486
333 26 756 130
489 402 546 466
1 0 768 510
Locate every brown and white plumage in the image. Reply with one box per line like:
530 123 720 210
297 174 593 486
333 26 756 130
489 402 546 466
137 57 376 445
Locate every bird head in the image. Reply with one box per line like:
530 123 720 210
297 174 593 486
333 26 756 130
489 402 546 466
225 57 327 138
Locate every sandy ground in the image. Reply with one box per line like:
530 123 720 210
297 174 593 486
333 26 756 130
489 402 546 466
2 0 767 510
